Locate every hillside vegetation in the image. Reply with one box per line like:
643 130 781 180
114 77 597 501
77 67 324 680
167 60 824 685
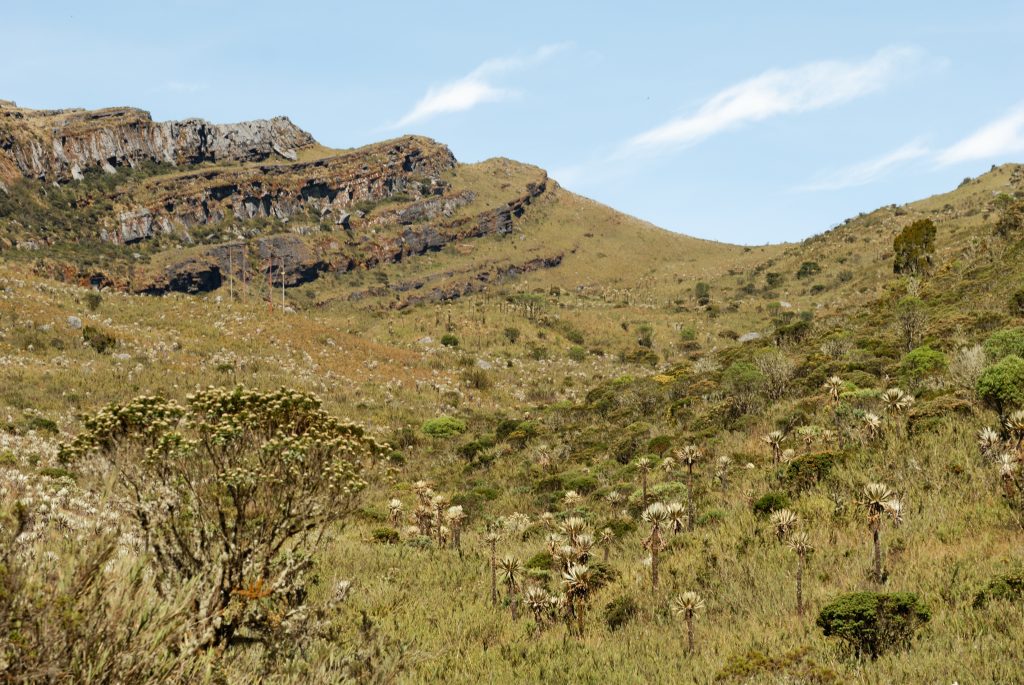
2 103 1024 683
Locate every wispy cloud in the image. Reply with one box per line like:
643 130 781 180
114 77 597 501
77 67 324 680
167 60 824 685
936 105 1024 166
796 141 930 191
392 44 568 129
618 46 927 159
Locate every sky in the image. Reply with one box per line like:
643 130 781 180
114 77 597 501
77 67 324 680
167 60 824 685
3 1 1024 244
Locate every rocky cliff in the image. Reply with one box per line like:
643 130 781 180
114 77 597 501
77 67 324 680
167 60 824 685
2 100 558 302
0 101 315 184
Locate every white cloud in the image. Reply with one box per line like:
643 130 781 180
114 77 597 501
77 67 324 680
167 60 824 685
936 105 1024 166
393 44 568 129
619 46 926 158
796 141 930 191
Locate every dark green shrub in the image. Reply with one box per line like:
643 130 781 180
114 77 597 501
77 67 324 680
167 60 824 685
603 595 639 631
898 345 947 386
983 327 1024 362
457 435 496 463
619 347 659 367
816 591 930 659
440 334 459 347
461 367 492 390
893 219 937 275
82 326 116 354
1011 290 1024 317
559 469 599 494
567 345 586 362
503 327 521 343
752 492 791 516
647 435 672 455
796 261 822 279
525 551 554 571
84 292 102 311
695 282 711 306
37 466 76 480
765 272 784 288
26 415 59 434
371 527 400 544
781 453 837 493
977 355 1024 416
421 416 467 437
973 572 1024 608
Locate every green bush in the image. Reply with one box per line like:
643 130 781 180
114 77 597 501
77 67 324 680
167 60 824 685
983 327 1024 362
371 527 400 544
972 572 1024 608
752 492 791 517
440 334 459 348
503 327 521 343
603 595 639 631
977 355 1024 415
568 345 586 362
525 551 554 571
715 647 839 684
82 326 116 354
421 416 467 438
695 282 711 306
84 291 102 311
816 591 930 659
781 453 837 494
796 261 822 279
898 345 947 386
893 219 937 275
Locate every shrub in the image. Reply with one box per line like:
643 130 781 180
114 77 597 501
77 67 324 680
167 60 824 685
440 333 459 347
752 491 791 516
695 282 711 306
892 219 937 275
983 327 1024 362
781 453 837 494
372 527 400 544
972 571 1024 608
82 325 116 353
58 387 382 650
796 261 822 279
898 345 947 387
461 367 492 390
503 327 521 343
1011 290 1024 317
421 416 468 437
722 361 765 413
568 345 586 362
816 591 930 659
977 355 1024 416
526 551 554 571
715 647 839 684
84 291 102 311
603 595 639 631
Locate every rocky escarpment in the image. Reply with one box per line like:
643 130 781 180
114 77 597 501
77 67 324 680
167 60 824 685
0 101 315 184
106 136 456 244
133 175 548 296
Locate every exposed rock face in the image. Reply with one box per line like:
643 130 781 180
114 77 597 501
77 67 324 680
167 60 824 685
138 256 222 295
0 102 315 184
103 136 457 244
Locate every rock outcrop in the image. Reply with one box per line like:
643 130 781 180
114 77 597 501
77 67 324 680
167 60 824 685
102 136 457 244
0 102 315 184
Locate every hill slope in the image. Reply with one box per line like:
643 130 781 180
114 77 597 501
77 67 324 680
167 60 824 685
3 102 1024 684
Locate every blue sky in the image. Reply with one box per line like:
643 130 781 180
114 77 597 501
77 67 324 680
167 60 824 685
4 1 1024 244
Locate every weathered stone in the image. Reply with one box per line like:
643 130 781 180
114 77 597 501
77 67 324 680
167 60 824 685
66 316 82 329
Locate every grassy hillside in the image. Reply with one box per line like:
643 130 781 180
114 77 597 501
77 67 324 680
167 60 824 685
2 136 1024 683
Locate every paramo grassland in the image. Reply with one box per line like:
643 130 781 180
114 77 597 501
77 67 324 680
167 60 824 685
2 120 1024 682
